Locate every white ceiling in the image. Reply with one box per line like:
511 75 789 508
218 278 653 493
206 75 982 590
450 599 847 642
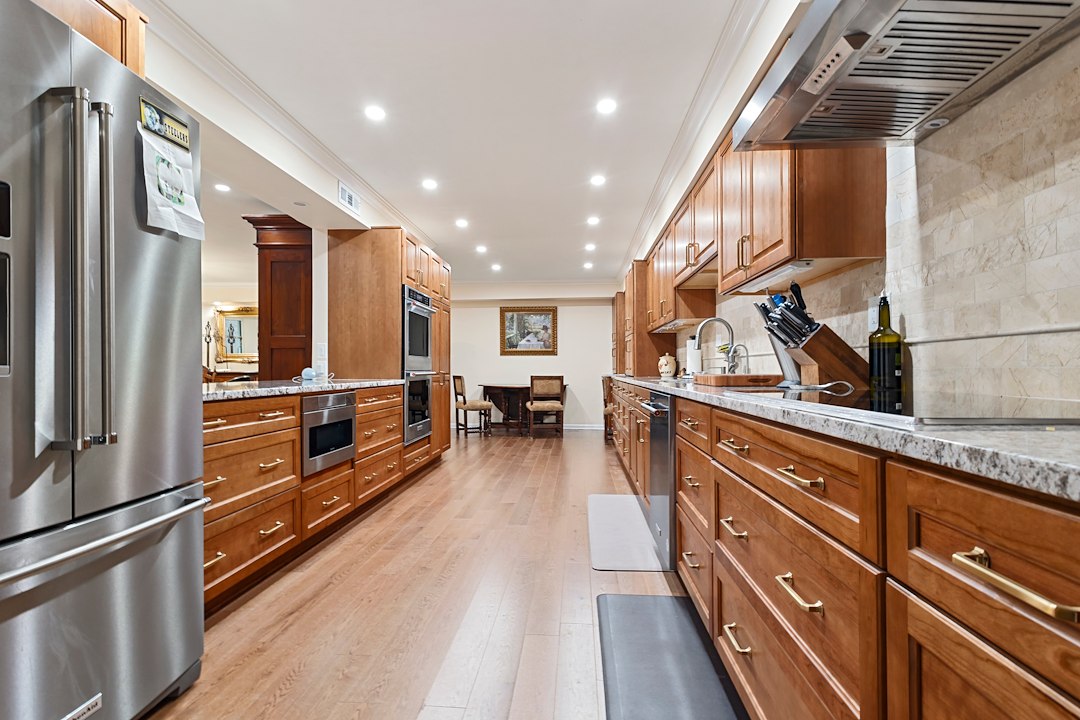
166 0 737 283
199 173 276 287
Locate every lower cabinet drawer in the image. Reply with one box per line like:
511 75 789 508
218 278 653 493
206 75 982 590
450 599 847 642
676 505 713 629
300 463 355 539
203 489 301 602
404 438 431 474
203 428 300 523
713 549 853 720
355 385 404 414
886 461 1080 699
355 407 404 457
885 581 1080 720
714 461 883 716
355 445 404 505
675 436 715 539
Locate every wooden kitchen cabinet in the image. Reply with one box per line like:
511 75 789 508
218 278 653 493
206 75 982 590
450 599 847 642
717 141 884 293
31 0 148 75
403 234 422 287
622 261 675 376
432 374 451 455
885 581 1080 719
433 300 451 375
611 293 626 375
674 155 719 285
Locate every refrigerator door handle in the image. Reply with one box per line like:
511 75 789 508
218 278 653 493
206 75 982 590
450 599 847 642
48 86 92 452
0 497 209 588
90 101 117 446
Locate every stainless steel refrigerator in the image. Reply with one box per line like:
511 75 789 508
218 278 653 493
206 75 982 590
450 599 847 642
0 0 206 717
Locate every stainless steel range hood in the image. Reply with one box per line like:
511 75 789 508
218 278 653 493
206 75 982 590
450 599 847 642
734 0 1080 149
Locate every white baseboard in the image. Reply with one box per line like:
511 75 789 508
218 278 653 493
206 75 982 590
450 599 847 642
564 424 603 431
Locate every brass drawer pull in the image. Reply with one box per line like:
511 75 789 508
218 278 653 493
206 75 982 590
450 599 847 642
321 495 342 508
204 475 226 489
721 438 749 453
952 547 1080 623
776 465 824 489
681 475 701 488
203 418 227 428
386 423 398 431
386 462 398 471
364 397 380 403
203 551 227 569
258 410 286 419
258 521 285 537
387 394 400 400
719 516 748 540
776 572 824 613
363 474 376 482
680 418 700 429
258 458 285 471
722 623 751 655
681 551 701 569
364 430 377 439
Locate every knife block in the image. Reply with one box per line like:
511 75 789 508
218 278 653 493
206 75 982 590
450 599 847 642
785 324 869 390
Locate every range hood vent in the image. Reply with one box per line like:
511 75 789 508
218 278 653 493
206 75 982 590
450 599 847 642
735 0 1080 148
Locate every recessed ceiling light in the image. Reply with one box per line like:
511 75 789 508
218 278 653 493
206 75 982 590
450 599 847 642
421 178 438 190
590 174 606 187
214 183 231 192
583 262 594 269
585 243 597 252
364 105 386 121
476 245 487 253
491 263 502 272
596 98 617 115
455 218 469 228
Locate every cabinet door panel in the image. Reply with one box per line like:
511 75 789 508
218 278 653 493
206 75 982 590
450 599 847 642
719 148 748 291
403 235 421 286
673 199 694 283
748 149 794 276
686 158 718 282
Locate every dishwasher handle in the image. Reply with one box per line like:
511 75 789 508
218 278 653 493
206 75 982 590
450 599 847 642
640 401 668 417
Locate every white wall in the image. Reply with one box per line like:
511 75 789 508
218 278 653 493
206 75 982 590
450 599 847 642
451 300 613 428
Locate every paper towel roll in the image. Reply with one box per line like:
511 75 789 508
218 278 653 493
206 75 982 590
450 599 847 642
686 340 702 375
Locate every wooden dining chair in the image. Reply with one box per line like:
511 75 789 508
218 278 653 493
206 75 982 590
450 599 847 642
453 375 493 436
526 375 565 437
601 376 614 443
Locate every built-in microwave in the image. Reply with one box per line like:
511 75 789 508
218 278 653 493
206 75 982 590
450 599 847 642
404 286 434 373
301 392 356 477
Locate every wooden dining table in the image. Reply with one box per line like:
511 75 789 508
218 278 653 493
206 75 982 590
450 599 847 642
480 383 569 434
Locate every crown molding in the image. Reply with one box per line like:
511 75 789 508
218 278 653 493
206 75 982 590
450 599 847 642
618 0 768 279
138 0 433 248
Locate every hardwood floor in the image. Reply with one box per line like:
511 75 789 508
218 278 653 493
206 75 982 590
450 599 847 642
154 431 685 720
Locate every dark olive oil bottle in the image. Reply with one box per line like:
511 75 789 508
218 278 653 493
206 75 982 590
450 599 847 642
869 295 903 414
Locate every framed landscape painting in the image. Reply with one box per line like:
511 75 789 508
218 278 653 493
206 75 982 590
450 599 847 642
500 306 557 356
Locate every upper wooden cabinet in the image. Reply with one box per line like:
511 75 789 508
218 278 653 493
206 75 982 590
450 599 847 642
403 235 451 303
676 156 718 285
623 261 675 376
31 0 148 75
719 142 884 293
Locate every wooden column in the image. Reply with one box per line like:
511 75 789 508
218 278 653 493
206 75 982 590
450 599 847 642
244 215 312 381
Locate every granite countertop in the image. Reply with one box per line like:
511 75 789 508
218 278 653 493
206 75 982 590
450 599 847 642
203 379 404 402
613 376 1080 504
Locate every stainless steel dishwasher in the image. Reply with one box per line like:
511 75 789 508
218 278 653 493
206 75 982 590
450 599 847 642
641 391 676 571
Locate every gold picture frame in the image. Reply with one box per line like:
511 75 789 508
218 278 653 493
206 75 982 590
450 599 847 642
214 305 259 364
500 306 557 356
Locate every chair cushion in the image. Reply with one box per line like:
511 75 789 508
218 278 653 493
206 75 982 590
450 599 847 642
526 400 564 412
603 405 615 415
456 400 494 411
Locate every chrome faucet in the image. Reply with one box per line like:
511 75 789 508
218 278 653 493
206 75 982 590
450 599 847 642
693 317 740 374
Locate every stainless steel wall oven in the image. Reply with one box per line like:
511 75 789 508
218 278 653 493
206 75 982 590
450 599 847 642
404 286 434 373
405 372 433 444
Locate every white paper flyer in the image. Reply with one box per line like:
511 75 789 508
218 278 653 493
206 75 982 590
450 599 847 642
139 123 205 239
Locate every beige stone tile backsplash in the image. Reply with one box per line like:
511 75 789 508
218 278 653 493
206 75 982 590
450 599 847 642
679 34 1080 403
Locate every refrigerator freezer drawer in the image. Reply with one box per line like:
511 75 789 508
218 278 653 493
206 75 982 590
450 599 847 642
0 485 205 720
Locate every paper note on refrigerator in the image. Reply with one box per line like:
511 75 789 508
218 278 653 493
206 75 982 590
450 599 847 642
139 124 205 240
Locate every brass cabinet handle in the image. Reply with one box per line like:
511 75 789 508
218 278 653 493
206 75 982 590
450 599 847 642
776 465 825 489
387 462 398 471
647 310 654 323
258 520 285 537
388 394 400 400
321 495 342 508
203 551 227 569
363 474 376 482
776 572 824 614
386 423 398 431
681 475 701 488
689 242 699 267
738 235 750 270
364 430 376 439
660 298 667 314
204 475 226 489
684 243 692 268
258 458 285 471
681 551 701 569
722 623 751 655
721 438 749 453
719 516 748 540
952 547 1080 623
680 418 700 429
364 397 380 404
203 418 227 428
258 410 285 419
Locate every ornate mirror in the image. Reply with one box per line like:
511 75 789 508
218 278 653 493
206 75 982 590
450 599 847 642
214 306 259 364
